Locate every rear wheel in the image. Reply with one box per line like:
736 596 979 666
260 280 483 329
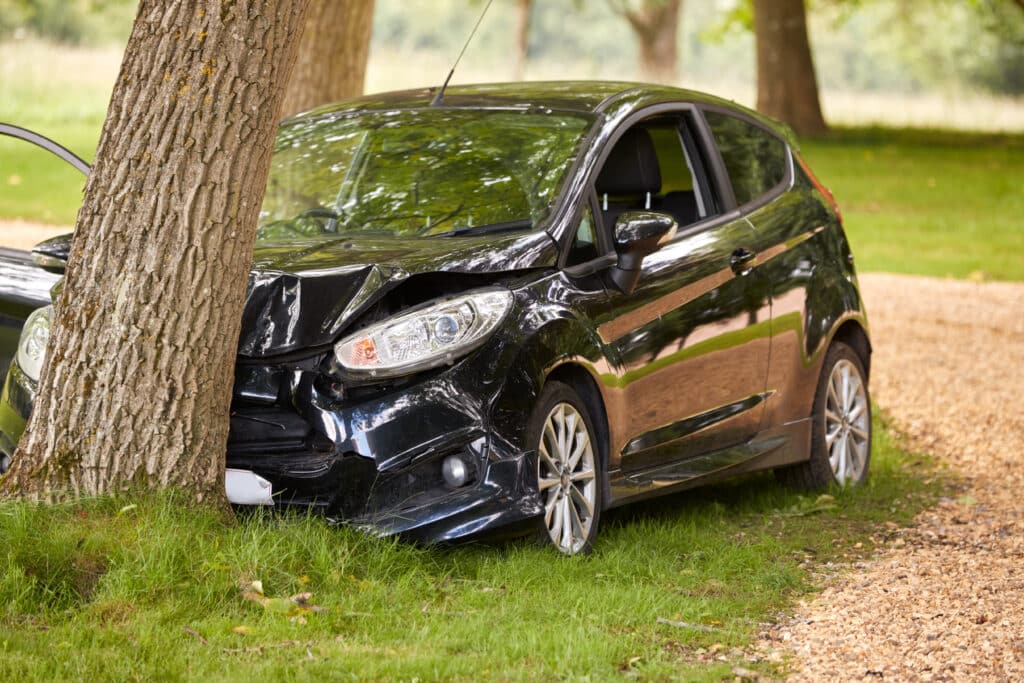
528 382 603 555
777 342 872 490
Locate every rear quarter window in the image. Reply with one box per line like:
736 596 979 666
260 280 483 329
704 111 788 207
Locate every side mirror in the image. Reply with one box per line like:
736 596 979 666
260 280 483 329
30 233 72 274
609 211 677 293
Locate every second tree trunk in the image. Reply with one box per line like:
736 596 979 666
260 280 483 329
281 0 376 117
753 0 828 135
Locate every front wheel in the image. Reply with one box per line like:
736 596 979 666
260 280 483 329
777 341 872 490
528 382 603 555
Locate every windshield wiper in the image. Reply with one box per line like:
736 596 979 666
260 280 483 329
435 218 532 238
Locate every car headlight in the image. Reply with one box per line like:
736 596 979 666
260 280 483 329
334 289 513 379
17 305 53 383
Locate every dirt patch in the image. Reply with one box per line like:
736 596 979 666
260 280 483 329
0 220 71 251
762 273 1024 681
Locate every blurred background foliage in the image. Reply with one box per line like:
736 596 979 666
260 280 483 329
0 0 1020 96
1 0 1021 279
0 0 135 45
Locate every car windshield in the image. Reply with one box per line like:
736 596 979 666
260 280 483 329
257 109 593 241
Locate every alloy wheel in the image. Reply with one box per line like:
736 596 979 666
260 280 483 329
537 402 597 554
824 359 870 485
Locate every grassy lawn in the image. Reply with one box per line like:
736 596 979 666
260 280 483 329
0 41 110 226
800 127 1024 281
0 415 942 682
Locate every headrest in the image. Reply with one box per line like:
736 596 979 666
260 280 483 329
595 128 662 196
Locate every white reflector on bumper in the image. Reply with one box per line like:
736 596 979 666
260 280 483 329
225 468 274 506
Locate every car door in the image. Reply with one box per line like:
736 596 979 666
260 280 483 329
580 110 772 476
701 107 835 434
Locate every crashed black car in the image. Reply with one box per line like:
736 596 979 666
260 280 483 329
0 82 872 554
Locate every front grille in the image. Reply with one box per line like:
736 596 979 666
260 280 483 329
228 405 311 455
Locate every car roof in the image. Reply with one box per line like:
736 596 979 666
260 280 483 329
289 81 751 120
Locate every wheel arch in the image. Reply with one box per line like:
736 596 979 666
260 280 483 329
830 318 872 379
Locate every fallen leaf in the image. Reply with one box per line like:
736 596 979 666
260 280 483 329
617 655 642 672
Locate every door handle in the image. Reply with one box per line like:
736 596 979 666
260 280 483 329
730 247 756 274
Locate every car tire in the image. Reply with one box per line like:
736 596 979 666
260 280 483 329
776 341 872 491
528 381 603 555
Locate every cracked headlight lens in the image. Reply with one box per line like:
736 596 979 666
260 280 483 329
335 289 513 379
17 305 53 383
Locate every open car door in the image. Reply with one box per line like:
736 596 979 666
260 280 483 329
0 124 90 376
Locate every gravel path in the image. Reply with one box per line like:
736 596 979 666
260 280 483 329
763 273 1024 682
0 220 71 251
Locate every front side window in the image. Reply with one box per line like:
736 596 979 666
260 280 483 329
704 111 788 207
258 109 593 242
566 204 600 266
592 114 716 240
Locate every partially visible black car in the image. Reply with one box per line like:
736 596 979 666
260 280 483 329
0 82 871 554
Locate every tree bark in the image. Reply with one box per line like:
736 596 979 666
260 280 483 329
1 0 310 501
753 0 828 135
513 0 532 80
613 0 682 84
280 0 375 117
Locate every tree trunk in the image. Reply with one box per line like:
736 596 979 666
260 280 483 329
753 0 828 135
616 0 681 84
280 0 375 117
1 0 310 501
513 0 532 80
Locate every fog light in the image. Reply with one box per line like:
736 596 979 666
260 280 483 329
442 455 469 488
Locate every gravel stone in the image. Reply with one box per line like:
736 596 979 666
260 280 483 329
761 273 1024 681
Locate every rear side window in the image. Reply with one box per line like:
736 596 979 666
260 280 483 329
704 111 788 206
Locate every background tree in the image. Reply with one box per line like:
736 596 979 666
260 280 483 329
281 0 375 117
608 0 682 83
513 0 532 80
1 0 310 500
753 0 828 135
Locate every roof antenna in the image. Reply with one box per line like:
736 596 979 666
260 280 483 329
430 0 495 107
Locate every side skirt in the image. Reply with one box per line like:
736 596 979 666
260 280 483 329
604 417 812 508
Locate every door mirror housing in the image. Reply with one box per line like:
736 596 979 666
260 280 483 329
610 211 677 293
31 233 72 274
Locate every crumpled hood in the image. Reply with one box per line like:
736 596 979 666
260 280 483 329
237 231 556 357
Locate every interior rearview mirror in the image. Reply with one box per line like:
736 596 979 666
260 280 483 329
610 211 677 293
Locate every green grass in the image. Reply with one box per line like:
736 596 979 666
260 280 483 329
800 127 1024 281
0 40 111 225
0 127 94 225
0 415 942 682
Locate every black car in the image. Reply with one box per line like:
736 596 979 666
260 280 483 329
0 82 871 554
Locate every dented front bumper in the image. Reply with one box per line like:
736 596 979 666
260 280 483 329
0 353 544 543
